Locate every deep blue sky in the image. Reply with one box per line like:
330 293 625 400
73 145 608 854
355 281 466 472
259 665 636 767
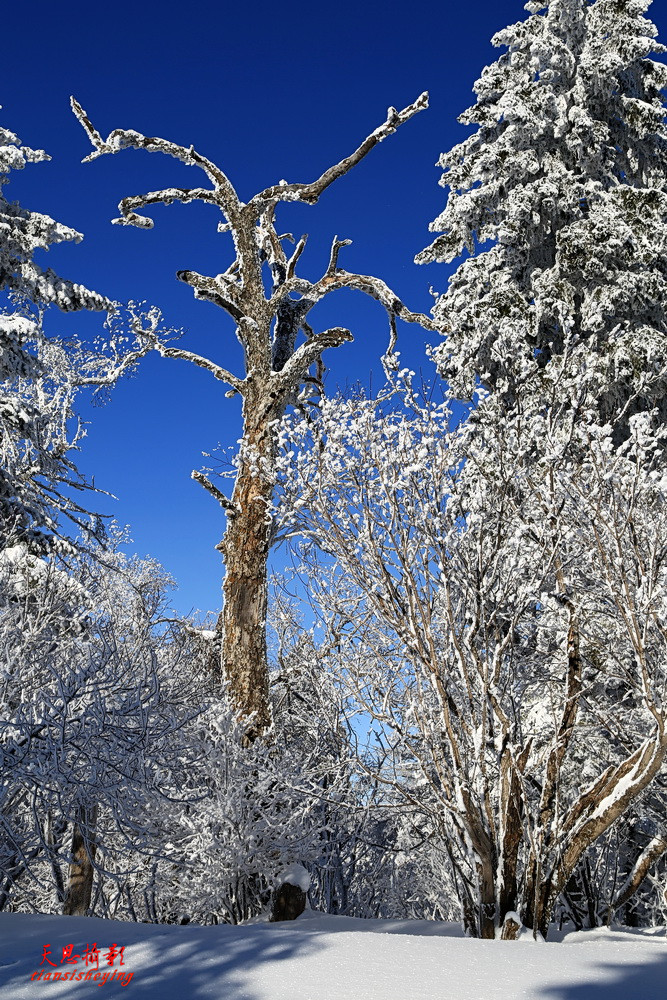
4 0 666 616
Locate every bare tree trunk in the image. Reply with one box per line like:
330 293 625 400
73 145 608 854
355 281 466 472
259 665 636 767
468 819 497 939
45 811 66 906
524 603 582 938
478 859 497 939
218 405 277 742
63 804 98 916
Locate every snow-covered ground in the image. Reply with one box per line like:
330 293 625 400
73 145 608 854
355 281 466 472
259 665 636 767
0 910 665 1000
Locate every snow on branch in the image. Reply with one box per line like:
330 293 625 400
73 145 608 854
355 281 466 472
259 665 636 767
112 187 223 229
70 96 242 221
175 269 243 321
70 94 434 382
557 726 667 891
191 470 240 516
271 326 353 397
152 342 244 393
249 92 429 210
611 834 667 915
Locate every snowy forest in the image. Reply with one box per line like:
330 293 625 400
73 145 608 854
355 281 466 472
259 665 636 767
3 0 667 950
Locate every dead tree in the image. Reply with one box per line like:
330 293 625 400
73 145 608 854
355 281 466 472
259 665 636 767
71 94 434 741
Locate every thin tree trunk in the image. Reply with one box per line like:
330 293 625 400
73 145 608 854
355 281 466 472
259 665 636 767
45 811 66 905
524 604 582 937
610 835 667 919
478 859 497 939
498 752 524 927
63 804 98 916
470 823 497 939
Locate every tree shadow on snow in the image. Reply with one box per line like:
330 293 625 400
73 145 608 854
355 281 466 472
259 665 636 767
0 917 320 1000
540 948 667 1000
127 924 321 1000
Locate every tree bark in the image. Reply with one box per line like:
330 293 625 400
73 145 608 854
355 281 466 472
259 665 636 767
63 804 98 916
217 391 282 742
497 751 524 928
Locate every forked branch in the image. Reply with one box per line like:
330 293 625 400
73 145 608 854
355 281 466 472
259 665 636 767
70 97 242 221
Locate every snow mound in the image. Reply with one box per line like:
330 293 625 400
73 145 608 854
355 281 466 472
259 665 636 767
276 862 310 891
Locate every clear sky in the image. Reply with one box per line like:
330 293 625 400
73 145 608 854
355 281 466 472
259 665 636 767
4 0 666 616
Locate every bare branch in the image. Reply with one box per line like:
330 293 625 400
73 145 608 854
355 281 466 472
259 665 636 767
268 268 437 340
191 471 240 516
382 311 399 372
70 97 106 155
249 92 429 210
153 342 244 392
287 235 308 280
176 270 243 321
557 726 667 898
112 187 221 229
319 269 438 331
271 326 353 396
327 236 353 275
610 834 667 915
70 97 242 220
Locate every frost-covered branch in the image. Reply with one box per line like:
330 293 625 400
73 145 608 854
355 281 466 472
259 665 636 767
249 92 429 210
112 187 222 229
610 834 667 915
191 470 239 516
154 343 244 393
271 327 353 396
275 371 667 938
70 97 242 221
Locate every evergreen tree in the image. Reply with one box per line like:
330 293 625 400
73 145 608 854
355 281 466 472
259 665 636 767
408 0 667 936
0 111 152 557
418 0 667 435
0 113 109 555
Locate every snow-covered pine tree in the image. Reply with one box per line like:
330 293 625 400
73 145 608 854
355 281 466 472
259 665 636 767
417 0 667 436
0 111 154 558
1 114 108 555
0 117 108 312
0 111 166 916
